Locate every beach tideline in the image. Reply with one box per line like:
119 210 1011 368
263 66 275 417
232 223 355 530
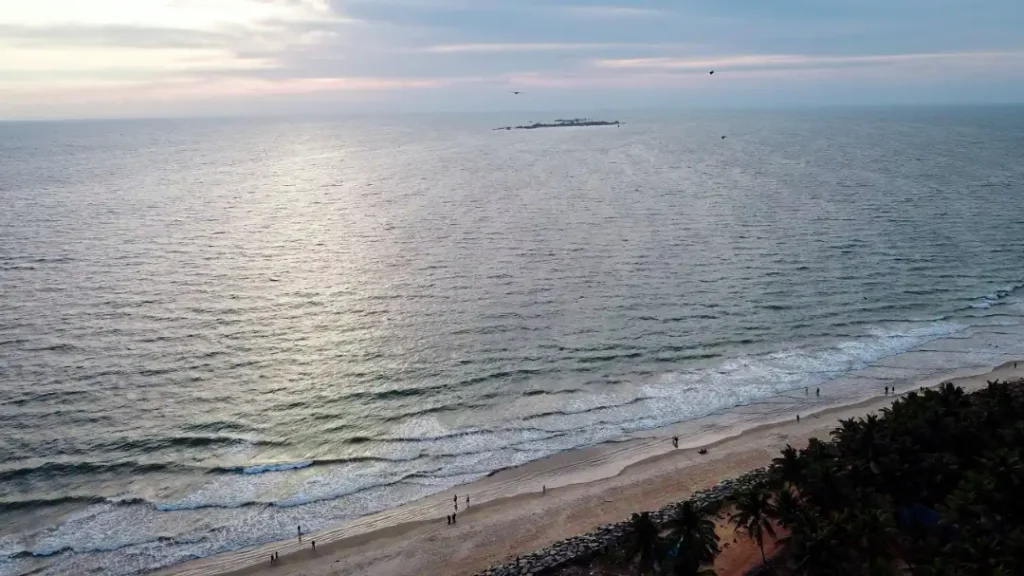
159 361 1024 576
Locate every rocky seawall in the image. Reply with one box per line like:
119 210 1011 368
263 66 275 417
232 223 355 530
473 466 771 576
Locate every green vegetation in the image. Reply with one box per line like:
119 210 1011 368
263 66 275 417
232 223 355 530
665 501 720 576
617 503 721 576
729 487 776 568
602 379 1024 576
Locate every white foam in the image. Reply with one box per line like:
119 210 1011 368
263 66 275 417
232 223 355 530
511 320 968 447
20 318 1013 576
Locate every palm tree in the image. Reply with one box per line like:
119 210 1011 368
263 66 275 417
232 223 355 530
800 458 848 514
844 503 899 575
793 519 845 576
770 487 805 533
624 511 661 575
730 487 777 567
665 500 720 575
772 444 804 489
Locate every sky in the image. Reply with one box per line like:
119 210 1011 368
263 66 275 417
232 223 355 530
1 0 1024 119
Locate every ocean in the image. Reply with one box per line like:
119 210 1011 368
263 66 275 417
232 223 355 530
2 107 1024 576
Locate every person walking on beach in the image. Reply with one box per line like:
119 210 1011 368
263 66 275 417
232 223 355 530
542 485 546 496
311 540 316 552
447 514 451 525
671 436 678 449
816 388 820 397
885 386 888 395
796 414 800 423
466 494 470 508
297 525 302 543
452 512 457 524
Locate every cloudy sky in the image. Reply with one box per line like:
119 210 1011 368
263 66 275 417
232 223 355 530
2 0 1023 119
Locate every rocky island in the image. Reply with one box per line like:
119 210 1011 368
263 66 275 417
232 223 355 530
493 118 621 130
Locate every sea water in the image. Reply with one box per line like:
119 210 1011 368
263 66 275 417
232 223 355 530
2 107 1024 575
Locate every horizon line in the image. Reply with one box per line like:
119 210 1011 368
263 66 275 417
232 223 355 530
2 101 1023 124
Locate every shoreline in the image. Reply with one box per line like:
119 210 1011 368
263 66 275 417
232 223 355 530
159 359 1024 576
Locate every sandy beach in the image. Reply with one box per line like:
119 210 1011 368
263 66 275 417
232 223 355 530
159 360 1024 576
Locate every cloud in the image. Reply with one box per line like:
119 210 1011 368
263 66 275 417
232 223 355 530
0 3 360 84
0 24 231 49
1 0 1023 118
560 5 664 18
0 0 341 29
594 51 1024 73
421 42 680 53
0 46 276 83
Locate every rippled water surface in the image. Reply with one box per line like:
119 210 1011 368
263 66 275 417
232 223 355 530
2 108 1024 575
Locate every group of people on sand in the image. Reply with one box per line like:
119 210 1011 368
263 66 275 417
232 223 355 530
446 493 469 525
269 526 317 565
670 435 708 455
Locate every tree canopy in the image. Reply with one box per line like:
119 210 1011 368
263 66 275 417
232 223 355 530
604 379 1024 576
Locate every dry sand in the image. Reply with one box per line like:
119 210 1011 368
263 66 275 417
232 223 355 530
159 360 1024 576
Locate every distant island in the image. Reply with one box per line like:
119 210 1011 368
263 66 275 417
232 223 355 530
493 118 621 131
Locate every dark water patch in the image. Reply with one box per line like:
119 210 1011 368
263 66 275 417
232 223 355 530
88 435 287 455
342 425 556 446
2 388 94 407
0 461 185 483
575 351 643 364
180 421 260 435
455 367 545 386
339 383 448 403
758 303 794 311
136 366 184 377
7 531 213 560
208 454 423 475
522 396 649 422
450 324 533 336
522 388 582 397
160 468 439 511
377 400 493 423
0 495 149 514
21 342 81 353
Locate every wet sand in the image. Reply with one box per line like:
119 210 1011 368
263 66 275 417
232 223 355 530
159 360 1024 576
